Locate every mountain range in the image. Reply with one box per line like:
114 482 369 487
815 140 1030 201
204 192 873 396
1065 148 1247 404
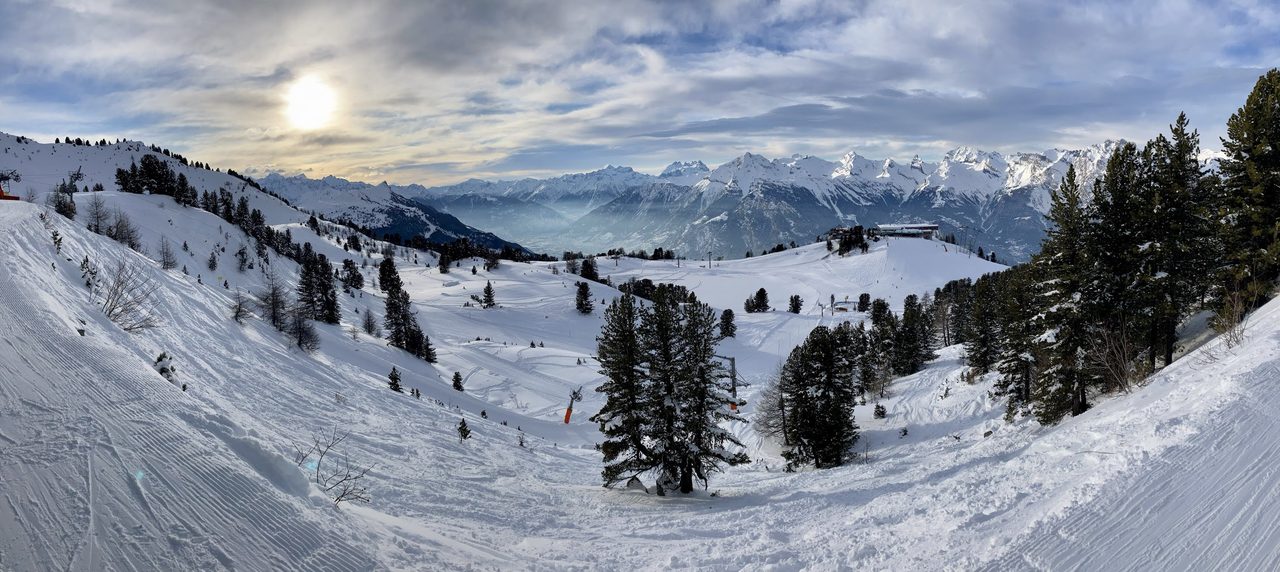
407 142 1129 261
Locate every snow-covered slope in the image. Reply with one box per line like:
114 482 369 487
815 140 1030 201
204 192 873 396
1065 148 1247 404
3 190 1280 569
0 133 524 253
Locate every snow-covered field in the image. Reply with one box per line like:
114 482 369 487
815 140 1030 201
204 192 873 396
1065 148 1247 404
2 171 1279 570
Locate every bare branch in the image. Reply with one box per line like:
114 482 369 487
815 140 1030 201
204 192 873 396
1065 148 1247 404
292 429 371 505
100 260 160 332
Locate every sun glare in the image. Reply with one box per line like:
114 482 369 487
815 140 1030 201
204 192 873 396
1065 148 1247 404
284 76 337 130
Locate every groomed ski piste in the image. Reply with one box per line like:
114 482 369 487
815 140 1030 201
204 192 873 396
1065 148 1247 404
2 139 1280 570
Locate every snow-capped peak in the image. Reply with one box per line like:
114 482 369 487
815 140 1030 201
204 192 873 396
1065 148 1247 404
659 160 710 184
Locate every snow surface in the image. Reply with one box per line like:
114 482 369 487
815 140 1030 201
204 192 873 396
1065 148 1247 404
2 185 1279 570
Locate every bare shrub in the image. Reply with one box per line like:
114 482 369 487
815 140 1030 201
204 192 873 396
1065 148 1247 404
1089 321 1147 393
286 301 320 353
101 260 159 332
158 236 178 270
230 289 252 324
257 270 289 330
85 194 110 234
294 429 373 505
1212 287 1250 350
105 209 142 251
753 365 788 445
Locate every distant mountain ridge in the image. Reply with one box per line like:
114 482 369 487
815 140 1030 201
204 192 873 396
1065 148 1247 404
257 173 527 252
414 142 1134 261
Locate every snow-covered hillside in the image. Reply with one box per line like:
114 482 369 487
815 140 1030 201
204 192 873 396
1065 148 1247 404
0 134 524 253
4 182 1280 569
258 173 525 251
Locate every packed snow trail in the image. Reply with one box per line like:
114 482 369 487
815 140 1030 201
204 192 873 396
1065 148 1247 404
0 211 378 570
983 336 1280 570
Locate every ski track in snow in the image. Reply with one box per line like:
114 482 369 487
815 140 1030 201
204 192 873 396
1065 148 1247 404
0 245 379 570
982 355 1280 572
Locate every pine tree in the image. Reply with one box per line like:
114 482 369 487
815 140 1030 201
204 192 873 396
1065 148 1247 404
575 281 593 314
591 294 650 486
318 274 341 324
1100 115 1214 376
580 257 599 282
745 288 770 313
340 259 364 292
378 258 401 292
482 281 496 308
963 276 1000 375
639 290 687 491
852 322 874 395
1219 69 1280 310
993 266 1040 420
893 294 934 375
788 294 803 314
593 291 748 491
857 293 871 313
295 251 341 324
867 299 897 394
452 371 464 391
1082 143 1146 401
384 290 408 346
207 251 218 272
388 367 403 393
777 324 859 469
718 309 736 339
665 295 747 492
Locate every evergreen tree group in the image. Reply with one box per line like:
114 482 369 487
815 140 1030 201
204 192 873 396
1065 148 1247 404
296 243 340 324
953 72 1280 424
758 292 935 469
744 288 770 313
787 294 803 314
772 324 860 469
575 281 593 314
380 258 437 362
339 259 364 292
592 293 749 493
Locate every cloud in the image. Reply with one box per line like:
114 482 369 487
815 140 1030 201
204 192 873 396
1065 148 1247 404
0 0 1276 184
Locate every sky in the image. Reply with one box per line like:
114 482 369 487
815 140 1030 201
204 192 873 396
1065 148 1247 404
1 0 1277 186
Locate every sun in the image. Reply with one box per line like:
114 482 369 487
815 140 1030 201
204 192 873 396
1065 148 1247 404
284 76 337 130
